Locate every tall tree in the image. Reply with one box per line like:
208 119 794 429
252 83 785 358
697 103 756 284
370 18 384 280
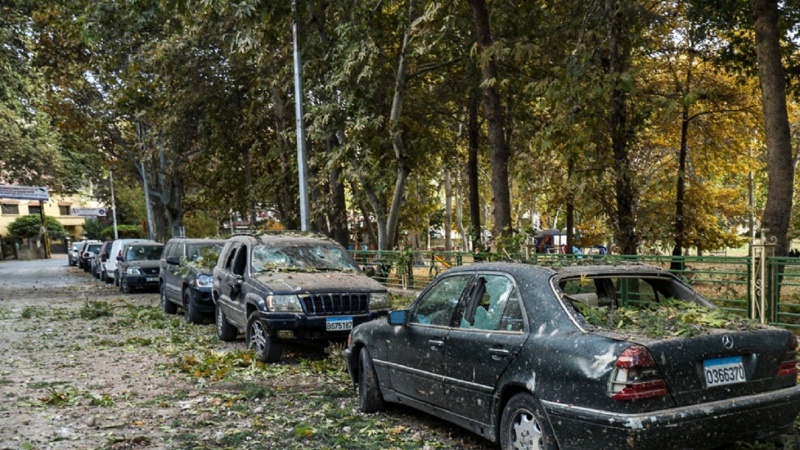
468 0 512 242
752 0 794 256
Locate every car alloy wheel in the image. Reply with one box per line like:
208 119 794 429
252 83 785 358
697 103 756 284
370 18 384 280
160 285 177 314
500 393 556 450
183 289 202 324
215 305 237 342
246 312 281 363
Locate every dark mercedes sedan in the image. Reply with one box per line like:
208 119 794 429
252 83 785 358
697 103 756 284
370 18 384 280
344 262 800 450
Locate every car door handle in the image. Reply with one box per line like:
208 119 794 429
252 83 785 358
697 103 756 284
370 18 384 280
428 339 445 350
488 347 510 358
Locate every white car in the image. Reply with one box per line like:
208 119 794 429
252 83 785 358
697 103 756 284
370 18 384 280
105 238 155 285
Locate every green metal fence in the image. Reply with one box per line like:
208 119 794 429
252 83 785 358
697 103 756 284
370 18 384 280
349 249 800 330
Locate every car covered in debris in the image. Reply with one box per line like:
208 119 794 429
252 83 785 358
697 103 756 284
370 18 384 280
116 241 164 293
212 232 390 363
344 262 800 450
159 237 226 324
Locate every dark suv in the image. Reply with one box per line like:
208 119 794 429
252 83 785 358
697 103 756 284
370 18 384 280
160 238 226 324
117 241 165 293
212 232 390 363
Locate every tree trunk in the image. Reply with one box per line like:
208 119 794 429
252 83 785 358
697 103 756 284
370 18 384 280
671 93 691 271
607 0 637 255
329 155 350 248
752 0 794 256
382 0 417 250
468 0 512 242
467 78 482 251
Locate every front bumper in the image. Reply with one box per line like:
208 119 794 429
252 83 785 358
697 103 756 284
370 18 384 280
192 287 215 314
258 310 387 342
122 274 159 290
543 385 800 450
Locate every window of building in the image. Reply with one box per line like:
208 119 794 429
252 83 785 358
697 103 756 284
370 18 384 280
59 205 70 216
1 204 19 215
28 205 41 215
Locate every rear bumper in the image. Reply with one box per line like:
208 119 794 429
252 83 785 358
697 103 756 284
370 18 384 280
543 385 800 450
258 310 387 341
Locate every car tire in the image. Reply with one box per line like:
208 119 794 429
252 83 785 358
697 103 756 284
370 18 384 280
114 270 120 286
160 285 178 314
215 304 237 342
183 289 203 324
246 311 281 363
100 269 107 283
500 393 557 450
358 347 385 413
121 277 132 294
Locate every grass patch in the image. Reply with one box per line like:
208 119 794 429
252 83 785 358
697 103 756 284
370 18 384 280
79 300 114 319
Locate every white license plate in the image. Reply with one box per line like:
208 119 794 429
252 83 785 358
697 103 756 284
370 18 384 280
704 356 746 387
326 317 353 331
145 277 157 282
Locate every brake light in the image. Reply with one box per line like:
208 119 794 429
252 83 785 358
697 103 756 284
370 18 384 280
609 346 670 401
777 334 798 379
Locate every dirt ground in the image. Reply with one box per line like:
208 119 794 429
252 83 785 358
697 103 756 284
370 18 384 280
1 256 797 450
0 258 188 450
0 256 493 450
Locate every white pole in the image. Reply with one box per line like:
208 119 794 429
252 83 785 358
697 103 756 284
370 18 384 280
110 171 119 240
293 0 310 231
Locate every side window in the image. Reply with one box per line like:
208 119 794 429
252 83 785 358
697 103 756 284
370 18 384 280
223 244 239 272
409 275 472 327
164 242 176 258
232 245 248 276
459 274 524 332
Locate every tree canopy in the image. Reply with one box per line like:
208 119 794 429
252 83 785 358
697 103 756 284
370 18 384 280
3 0 799 255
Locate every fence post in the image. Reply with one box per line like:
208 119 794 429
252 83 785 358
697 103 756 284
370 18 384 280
749 231 775 324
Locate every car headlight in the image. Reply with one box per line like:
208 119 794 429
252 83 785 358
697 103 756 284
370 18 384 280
195 274 213 288
267 294 303 312
369 292 390 310
126 267 141 275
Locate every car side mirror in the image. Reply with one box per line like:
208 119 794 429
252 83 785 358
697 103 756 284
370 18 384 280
363 266 376 277
228 275 244 297
166 256 180 265
116 256 123 261
387 310 409 326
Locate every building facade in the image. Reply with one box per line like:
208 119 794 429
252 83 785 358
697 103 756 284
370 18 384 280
0 193 93 240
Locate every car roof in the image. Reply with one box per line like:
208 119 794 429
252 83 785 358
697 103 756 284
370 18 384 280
443 261 668 278
124 241 164 247
231 231 340 246
169 238 227 244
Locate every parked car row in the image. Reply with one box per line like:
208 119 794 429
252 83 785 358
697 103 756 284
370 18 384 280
70 235 800 450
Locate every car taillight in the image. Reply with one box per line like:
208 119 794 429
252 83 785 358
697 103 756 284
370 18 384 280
777 334 798 379
609 346 670 401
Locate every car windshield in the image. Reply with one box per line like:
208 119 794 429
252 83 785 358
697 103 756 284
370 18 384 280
125 246 163 261
185 243 222 268
87 244 102 253
251 243 359 273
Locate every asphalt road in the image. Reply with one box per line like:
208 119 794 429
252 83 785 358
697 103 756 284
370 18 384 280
0 254 86 289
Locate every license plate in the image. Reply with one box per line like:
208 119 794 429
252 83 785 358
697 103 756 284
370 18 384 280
704 356 746 387
145 277 157 282
326 316 353 332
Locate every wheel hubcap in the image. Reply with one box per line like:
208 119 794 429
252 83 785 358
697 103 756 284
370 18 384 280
511 410 543 450
250 322 267 354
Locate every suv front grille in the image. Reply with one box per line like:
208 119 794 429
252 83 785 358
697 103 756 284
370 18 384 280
299 293 369 316
141 268 159 276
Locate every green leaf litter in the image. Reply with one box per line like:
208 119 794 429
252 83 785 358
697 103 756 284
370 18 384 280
577 299 760 338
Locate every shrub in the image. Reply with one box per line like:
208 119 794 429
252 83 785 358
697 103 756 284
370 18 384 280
6 215 67 241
